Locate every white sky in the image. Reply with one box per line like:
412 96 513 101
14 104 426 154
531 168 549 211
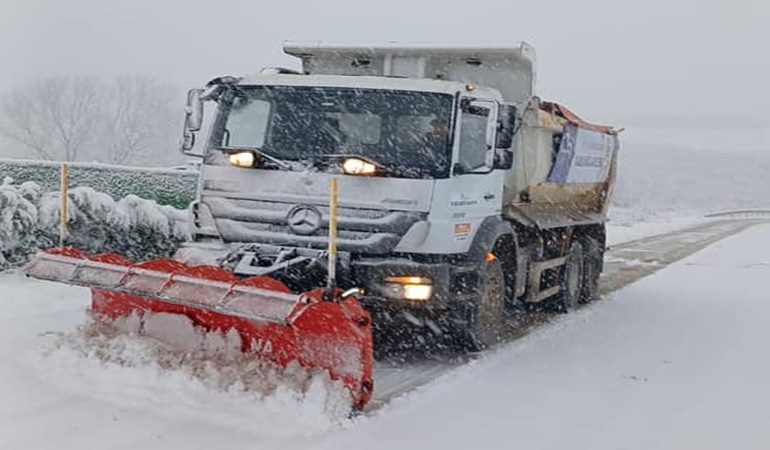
1 0 768 127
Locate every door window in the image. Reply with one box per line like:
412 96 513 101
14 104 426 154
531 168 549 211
457 99 495 173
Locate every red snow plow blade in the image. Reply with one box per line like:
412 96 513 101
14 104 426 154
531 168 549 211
25 248 374 409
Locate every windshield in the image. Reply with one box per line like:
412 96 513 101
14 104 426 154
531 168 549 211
207 86 454 178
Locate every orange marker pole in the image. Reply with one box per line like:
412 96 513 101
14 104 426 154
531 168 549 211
325 177 339 300
59 163 69 248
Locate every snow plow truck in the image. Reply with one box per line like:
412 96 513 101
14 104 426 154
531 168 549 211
26 42 620 410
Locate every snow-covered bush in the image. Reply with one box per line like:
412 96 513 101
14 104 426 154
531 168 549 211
0 179 40 268
0 179 189 270
0 158 197 209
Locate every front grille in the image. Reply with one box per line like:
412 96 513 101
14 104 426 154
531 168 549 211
205 197 424 254
221 198 391 220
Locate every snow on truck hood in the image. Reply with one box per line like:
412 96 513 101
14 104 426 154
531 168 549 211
201 165 434 213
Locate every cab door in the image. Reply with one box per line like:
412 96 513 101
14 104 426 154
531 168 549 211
428 97 504 252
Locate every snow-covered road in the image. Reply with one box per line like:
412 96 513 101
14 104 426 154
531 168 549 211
318 221 770 450
371 218 762 408
2 221 769 449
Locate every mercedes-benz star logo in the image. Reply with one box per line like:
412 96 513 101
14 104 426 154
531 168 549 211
286 204 323 235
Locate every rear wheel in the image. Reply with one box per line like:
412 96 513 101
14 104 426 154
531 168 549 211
465 257 506 351
580 237 603 303
557 242 584 312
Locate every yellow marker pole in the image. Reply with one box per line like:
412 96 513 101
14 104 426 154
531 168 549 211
326 177 339 301
60 163 69 248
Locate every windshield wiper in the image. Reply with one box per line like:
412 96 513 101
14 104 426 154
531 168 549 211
214 146 293 170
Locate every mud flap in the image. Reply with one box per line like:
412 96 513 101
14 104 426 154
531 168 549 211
25 248 374 409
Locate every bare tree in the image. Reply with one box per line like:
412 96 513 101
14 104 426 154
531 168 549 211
0 77 104 161
0 76 183 166
100 76 180 166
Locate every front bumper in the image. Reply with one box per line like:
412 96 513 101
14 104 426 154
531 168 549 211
177 241 457 309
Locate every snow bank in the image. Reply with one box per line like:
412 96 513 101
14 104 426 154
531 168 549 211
0 179 189 269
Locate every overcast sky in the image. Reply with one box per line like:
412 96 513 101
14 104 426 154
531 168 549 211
1 0 768 128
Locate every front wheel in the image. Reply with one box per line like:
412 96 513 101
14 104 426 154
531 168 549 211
465 257 506 351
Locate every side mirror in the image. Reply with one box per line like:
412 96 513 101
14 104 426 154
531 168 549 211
185 89 204 131
496 104 517 149
181 89 204 155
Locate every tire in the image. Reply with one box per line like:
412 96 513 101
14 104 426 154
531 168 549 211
557 242 584 312
466 258 506 351
580 237 603 304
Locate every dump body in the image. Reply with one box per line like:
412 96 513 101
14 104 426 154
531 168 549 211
284 41 536 104
504 101 618 229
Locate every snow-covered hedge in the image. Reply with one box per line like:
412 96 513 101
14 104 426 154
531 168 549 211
0 178 189 270
0 158 197 209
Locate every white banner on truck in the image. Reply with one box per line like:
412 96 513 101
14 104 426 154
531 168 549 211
548 125 615 183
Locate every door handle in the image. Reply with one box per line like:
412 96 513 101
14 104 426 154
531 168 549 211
483 193 495 201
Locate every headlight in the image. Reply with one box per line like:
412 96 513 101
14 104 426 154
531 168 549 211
342 157 376 175
229 151 257 168
385 276 433 301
